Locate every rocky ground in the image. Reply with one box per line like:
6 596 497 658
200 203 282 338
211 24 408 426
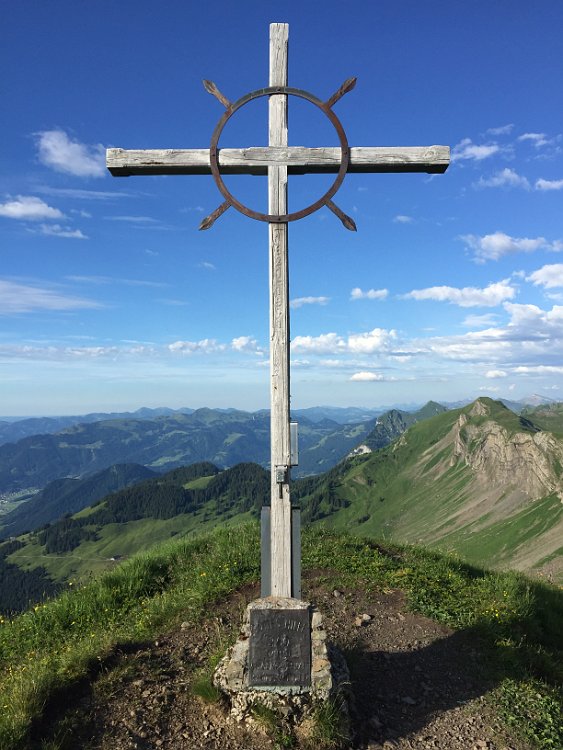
33 571 530 749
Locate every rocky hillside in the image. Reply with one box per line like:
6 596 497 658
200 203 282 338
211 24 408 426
300 398 563 581
359 400 447 452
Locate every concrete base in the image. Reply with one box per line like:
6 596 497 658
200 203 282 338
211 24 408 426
213 597 349 722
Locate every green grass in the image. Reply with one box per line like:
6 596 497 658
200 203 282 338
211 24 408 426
0 524 561 750
6 506 255 583
437 493 562 568
182 474 215 490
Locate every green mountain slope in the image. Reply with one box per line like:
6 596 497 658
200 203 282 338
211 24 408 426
0 463 158 539
0 462 263 605
521 401 563 435
298 398 563 581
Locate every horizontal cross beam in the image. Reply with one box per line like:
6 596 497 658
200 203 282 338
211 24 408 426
106 145 450 176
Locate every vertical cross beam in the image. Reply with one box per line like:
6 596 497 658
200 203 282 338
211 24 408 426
268 23 292 598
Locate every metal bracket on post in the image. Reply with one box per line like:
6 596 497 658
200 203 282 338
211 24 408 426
275 465 289 484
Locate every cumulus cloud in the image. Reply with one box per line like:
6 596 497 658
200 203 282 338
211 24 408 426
350 287 388 301
0 279 101 314
291 333 345 354
0 195 63 221
451 138 500 162
291 328 396 355
526 264 563 289
404 279 515 308
36 129 106 177
231 336 262 354
460 231 561 262
290 296 330 309
348 328 397 353
393 215 413 224
350 371 385 382
474 168 530 190
486 369 508 378
168 339 225 354
535 178 563 191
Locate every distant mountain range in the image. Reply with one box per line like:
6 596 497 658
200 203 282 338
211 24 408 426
0 407 386 496
0 397 562 614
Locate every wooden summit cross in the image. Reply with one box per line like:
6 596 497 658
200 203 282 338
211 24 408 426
107 23 449 601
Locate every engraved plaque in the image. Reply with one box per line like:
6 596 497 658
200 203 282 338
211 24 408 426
248 608 311 687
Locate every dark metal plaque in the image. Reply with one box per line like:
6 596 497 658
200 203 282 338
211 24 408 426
248 608 311 687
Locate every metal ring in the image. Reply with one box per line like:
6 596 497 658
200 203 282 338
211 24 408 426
208 86 350 223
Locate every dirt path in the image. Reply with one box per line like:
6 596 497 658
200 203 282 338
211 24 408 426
35 572 528 749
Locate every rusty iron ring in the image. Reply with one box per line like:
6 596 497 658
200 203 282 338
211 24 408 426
208 86 350 223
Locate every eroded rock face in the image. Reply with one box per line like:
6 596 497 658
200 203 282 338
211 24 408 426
452 415 563 502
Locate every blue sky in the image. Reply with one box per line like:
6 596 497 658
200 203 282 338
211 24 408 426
2 0 563 416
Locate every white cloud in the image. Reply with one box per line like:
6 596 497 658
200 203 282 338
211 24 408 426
231 336 262 354
462 313 499 328
518 132 548 147
486 369 508 378
291 333 345 354
486 124 514 136
37 224 88 239
198 261 216 271
404 279 515 308
36 129 106 177
168 339 225 354
348 328 397 353
290 296 330 309
38 186 134 200
0 280 101 314
66 275 166 288
460 231 560 262
291 327 396 355
0 195 63 221
350 371 385 382
350 287 388 301
527 264 563 289
479 385 501 393
393 215 413 224
535 178 563 191
105 215 158 223
474 168 530 190
0 343 155 361
514 365 563 375
451 138 500 162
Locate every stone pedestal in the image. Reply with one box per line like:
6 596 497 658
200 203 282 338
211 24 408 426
214 597 349 721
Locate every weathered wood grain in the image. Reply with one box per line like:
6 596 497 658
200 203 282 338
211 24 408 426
268 22 293 599
107 145 450 175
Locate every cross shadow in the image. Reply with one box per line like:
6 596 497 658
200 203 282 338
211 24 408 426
341 626 500 747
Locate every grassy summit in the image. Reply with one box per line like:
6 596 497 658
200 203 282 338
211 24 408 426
0 524 561 749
